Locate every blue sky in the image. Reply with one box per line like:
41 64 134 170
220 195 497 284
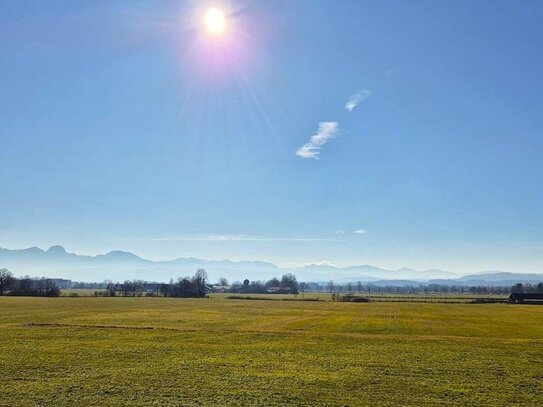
1 0 543 273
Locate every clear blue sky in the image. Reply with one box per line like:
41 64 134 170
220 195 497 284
1 0 542 273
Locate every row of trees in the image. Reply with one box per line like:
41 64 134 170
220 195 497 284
0 269 60 297
106 280 145 297
320 280 543 295
3 266 542 298
511 282 543 294
99 269 209 298
163 269 208 298
224 273 299 294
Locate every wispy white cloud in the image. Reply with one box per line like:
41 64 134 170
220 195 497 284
122 234 343 242
336 229 367 235
296 122 339 159
345 90 371 112
386 65 403 76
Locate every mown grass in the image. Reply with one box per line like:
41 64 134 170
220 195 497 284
0 297 541 406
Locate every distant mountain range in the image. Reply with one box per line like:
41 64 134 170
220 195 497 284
1 245 542 285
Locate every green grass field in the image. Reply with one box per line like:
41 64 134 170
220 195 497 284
1 297 541 406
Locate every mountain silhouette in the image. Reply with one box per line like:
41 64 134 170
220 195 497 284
0 245 541 284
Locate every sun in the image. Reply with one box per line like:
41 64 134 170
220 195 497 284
204 8 226 35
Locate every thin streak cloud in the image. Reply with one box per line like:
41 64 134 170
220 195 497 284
296 122 339 159
122 234 343 242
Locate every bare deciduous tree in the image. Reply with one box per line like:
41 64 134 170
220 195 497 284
280 273 298 294
131 280 144 296
193 269 208 297
0 268 14 295
121 281 131 297
326 280 335 293
160 283 169 297
105 281 117 296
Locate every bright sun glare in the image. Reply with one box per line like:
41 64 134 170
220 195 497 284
204 8 226 35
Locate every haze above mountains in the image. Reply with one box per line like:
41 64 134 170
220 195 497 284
1 245 542 286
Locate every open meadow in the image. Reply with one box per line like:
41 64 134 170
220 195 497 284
1 296 542 406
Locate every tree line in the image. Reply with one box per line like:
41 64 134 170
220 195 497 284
224 273 299 294
0 269 60 297
97 269 209 298
2 266 542 298
309 280 543 295
510 282 543 294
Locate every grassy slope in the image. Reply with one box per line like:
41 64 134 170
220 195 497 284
0 297 541 406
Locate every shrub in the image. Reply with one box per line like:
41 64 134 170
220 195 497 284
339 295 370 303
